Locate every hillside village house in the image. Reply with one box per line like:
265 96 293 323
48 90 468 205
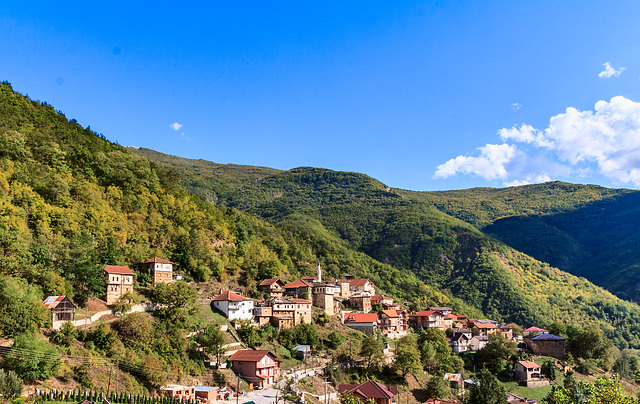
449 333 471 354
371 295 394 307
284 279 313 298
514 361 542 382
104 265 135 305
229 350 281 387
138 257 173 284
342 312 378 335
349 279 376 295
471 322 498 337
312 282 341 315
526 334 567 359
211 291 254 321
349 292 372 313
258 278 285 297
469 335 488 351
378 309 408 339
43 295 76 324
523 326 549 336
408 310 445 330
338 380 397 404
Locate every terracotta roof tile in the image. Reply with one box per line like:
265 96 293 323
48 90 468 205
141 257 173 264
229 350 281 362
284 279 313 288
211 291 252 302
104 265 135 275
343 313 378 323
517 360 540 369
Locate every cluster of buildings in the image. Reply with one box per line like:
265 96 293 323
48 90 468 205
105 257 176 304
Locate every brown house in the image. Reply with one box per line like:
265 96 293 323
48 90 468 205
349 293 372 313
229 350 282 387
43 296 76 324
284 279 313 298
471 322 498 337
258 278 285 297
378 309 408 339
139 257 173 284
105 265 135 305
338 380 397 404
526 334 567 359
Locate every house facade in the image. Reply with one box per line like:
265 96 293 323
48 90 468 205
349 293 372 313
349 279 376 295
312 283 340 315
139 257 173 285
211 291 254 321
514 361 542 381
43 295 76 324
526 334 567 359
104 265 135 305
342 312 378 335
378 310 408 339
229 350 282 387
284 280 313 298
258 278 285 297
408 310 445 330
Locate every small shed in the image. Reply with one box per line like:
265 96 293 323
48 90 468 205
43 296 76 323
293 344 311 360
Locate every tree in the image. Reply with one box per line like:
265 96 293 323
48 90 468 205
425 374 448 400
542 374 636 404
0 275 50 337
199 324 226 366
112 312 155 349
327 331 345 348
4 333 60 382
359 333 384 373
340 391 373 404
0 369 23 398
541 360 556 381
467 368 507 404
394 334 423 379
476 334 517 373
151 281 198 330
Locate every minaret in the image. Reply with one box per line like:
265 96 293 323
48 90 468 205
317 262 322 283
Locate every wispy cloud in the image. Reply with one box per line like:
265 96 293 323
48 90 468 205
512 103 522 111
599 62 625 78
435 96 640 187
169 122 183 131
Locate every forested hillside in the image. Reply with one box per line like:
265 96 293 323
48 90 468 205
402 183 640 302
0 81 471 336
135 149 640 349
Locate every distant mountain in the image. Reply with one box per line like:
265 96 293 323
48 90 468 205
134 149 640 348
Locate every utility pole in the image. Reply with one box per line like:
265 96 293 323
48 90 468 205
115 359 119 395
236 370 241 404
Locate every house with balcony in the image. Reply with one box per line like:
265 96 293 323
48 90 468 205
258 278 285 297
378 309 408 339
408 310 446 330
211 291 254 321
229 350 282 388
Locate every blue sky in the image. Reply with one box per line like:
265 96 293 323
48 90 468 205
2 2 640 191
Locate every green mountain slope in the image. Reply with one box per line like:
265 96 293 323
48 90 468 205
134 150 640 348
401 183 640 302
0 81 471 329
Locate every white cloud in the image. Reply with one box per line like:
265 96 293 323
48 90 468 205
436 96 640 187
599 62 625 78
512 103 522 111
169 122 183 131
434 144 518 181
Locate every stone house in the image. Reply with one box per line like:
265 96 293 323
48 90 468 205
514 361 542 381
349 292 372 313
138 257 173 285
312 283 340 315
526 334 567 359
284 279 313 298
104 265 135 305
258 278 285 297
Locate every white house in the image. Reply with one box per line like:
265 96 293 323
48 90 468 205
211 291 254 320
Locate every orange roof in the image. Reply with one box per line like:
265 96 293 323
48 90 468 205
229 350 282 362
211 291 252 302
517 360 540 369
411 310 440 317
284 279 313 288
472 323 497 329
343 313 378 323
104 265 135 275
349 279 373 287
380 309 400 318
141 257 173 264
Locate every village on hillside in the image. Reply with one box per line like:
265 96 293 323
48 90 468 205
28 258 587 404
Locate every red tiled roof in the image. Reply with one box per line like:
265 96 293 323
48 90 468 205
211 291 252 302
142 257 173 264
371 294 391 301
380 309 400 318
104 265 135 275
291 298 311 304
524 326 548 333
473 323 497 329
338 381 397 400
517 360 540 369
343 313 378 323
301 276 317 281
284 279 313 288
411 310 439 317
259 278 283 287
349 279 373 287
229 350 282 363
